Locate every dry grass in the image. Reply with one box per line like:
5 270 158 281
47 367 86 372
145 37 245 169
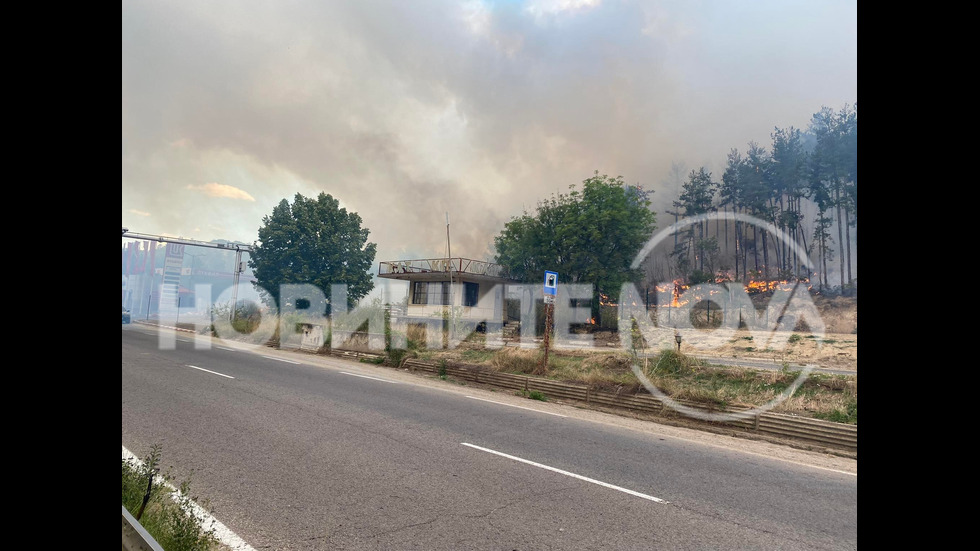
482 348 642 392
819 296 859 334
489 347 541 374
405 323 428 347
279 294 859 423
389 334 856 423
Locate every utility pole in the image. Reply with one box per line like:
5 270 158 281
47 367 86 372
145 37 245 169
231 246 243 322
539 298 553 375
446 212 454 346
539 271 558 375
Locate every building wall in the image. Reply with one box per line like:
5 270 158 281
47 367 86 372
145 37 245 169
402 277 506 324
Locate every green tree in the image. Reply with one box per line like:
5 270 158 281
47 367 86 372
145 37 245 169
807 104 856 291
769 125 809 279
719 149 746 281
742 142 773 279
493 171 657 320
249 192 377 310
671 167 717 277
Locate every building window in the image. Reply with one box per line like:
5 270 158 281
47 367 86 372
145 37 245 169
464 282 479 307
412 281 450 305
412 281 426 305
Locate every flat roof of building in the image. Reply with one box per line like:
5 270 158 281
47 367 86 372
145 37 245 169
378 258 513 283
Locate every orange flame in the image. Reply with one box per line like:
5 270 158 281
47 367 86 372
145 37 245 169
598 292 615 306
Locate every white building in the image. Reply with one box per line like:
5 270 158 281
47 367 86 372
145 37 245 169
377 257 515 330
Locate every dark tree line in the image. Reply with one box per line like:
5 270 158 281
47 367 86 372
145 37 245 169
669 103 856 292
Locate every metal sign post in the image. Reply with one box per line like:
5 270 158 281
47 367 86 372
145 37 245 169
540 271 558 373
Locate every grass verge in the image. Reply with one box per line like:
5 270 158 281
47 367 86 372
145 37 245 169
122 445 221 551
392 343 857 424
198 312 857 425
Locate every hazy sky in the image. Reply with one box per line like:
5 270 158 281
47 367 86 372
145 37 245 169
122 0 857 268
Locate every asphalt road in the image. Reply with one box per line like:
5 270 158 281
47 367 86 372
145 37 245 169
122 324 857 550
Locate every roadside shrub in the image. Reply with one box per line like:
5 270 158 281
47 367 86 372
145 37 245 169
643 349 698 377
386 348 414 367
123 446 220 551
490 347 540 374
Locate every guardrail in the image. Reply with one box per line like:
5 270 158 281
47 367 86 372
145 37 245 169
301 344 859 451
122 505 165 551
323 350 856 452
409 359 856 451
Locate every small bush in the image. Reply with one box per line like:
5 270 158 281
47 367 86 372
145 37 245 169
643 349 698 377
814 401 857 424
405 324 428 350
491 348 541 374
515 389 548 401
386 348 413 367
123 445 220 551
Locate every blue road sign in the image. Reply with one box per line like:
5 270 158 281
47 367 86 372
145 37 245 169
544 271 558 296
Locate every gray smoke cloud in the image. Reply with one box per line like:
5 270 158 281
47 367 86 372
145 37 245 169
122 0 857 272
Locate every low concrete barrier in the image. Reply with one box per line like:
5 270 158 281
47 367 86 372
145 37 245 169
394 358 857 451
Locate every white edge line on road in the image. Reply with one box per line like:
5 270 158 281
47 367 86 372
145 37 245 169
123 445 257 551
339 371 399 384
260 355 301 364
217 346 238 352
186 365 235 379
466 396 567 417
461 443 669 504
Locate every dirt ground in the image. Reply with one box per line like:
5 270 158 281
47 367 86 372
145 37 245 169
714 294 857 371
707 330 857 371
590 294 858 372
